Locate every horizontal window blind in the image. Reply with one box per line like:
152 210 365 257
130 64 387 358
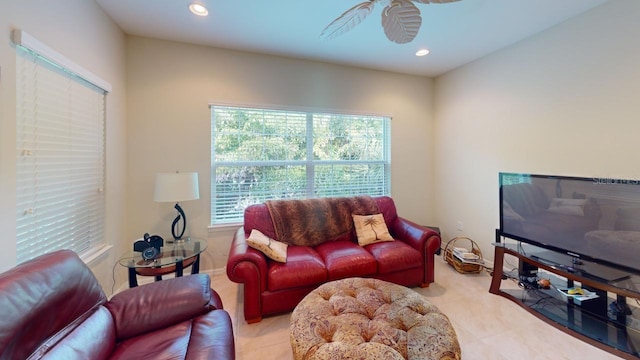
16 46 106 263
211 105 391 224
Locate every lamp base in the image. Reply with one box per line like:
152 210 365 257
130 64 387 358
171 202 187 240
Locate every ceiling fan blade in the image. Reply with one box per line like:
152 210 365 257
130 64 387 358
321 1 375 40
412 0 462 3
382 0 422 44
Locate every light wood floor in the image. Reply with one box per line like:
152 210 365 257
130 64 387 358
212 257 625 359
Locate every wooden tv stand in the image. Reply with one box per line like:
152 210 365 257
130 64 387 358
490 241 640 359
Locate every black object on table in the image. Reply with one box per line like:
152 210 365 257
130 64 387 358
119 238 207 288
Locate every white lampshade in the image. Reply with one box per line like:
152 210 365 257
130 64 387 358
154 172 200 203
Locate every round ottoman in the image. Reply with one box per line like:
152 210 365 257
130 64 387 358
290 278 461 360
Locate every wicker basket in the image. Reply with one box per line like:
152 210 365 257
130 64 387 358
444 237 484 274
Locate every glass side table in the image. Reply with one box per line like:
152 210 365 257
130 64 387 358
119 238 207 288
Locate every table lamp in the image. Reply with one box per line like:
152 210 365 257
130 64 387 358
154 171 200 241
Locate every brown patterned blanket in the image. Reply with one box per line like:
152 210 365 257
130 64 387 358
265 196 380 247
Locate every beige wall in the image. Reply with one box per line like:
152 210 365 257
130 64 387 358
0 1 128 293
125 37 436 271
434 0 640 260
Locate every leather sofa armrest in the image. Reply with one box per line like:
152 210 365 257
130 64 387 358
391 217 441 252
391 217 441 285
226 227 269 323
106 274 216 341
226 227 268 287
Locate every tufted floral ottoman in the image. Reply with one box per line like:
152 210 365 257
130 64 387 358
290 277 461 360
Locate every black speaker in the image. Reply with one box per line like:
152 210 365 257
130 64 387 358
134 233 164 260
519 260 538 277
518 260 539 288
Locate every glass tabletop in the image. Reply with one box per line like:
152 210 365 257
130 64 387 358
119 238 207 269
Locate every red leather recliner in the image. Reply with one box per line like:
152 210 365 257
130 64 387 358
0 250 235 360
227 196 441 323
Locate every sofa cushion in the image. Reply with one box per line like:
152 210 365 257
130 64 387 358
315 241 377 280
108 311 233 360
110 319 192 359
267 246 327 292
247 229 288 263
353 213 394 246
106 274 214 341
366 241 422 274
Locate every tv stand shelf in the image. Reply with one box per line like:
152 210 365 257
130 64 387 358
491 242 640 359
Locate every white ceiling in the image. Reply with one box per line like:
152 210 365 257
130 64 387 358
95 0 609 77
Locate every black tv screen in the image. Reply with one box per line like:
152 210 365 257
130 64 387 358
499 173 640 274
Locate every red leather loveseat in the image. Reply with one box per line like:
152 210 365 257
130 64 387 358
227 196 441 323
0 250 235 360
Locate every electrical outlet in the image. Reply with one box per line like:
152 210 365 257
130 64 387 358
456 221 463 231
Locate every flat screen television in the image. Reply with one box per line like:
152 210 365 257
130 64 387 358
499 172 640 275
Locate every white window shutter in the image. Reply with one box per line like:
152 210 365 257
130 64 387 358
15 46 106 263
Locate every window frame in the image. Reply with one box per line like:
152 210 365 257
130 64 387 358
210 104 391 225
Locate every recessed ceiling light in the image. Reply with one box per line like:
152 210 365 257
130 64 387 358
416 49 430 57
189 3 209 16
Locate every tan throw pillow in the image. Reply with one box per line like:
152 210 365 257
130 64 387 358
246 229 288 263
353 213 394 246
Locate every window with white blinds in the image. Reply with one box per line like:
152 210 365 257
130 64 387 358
15 45 107 263
211 105 391 225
